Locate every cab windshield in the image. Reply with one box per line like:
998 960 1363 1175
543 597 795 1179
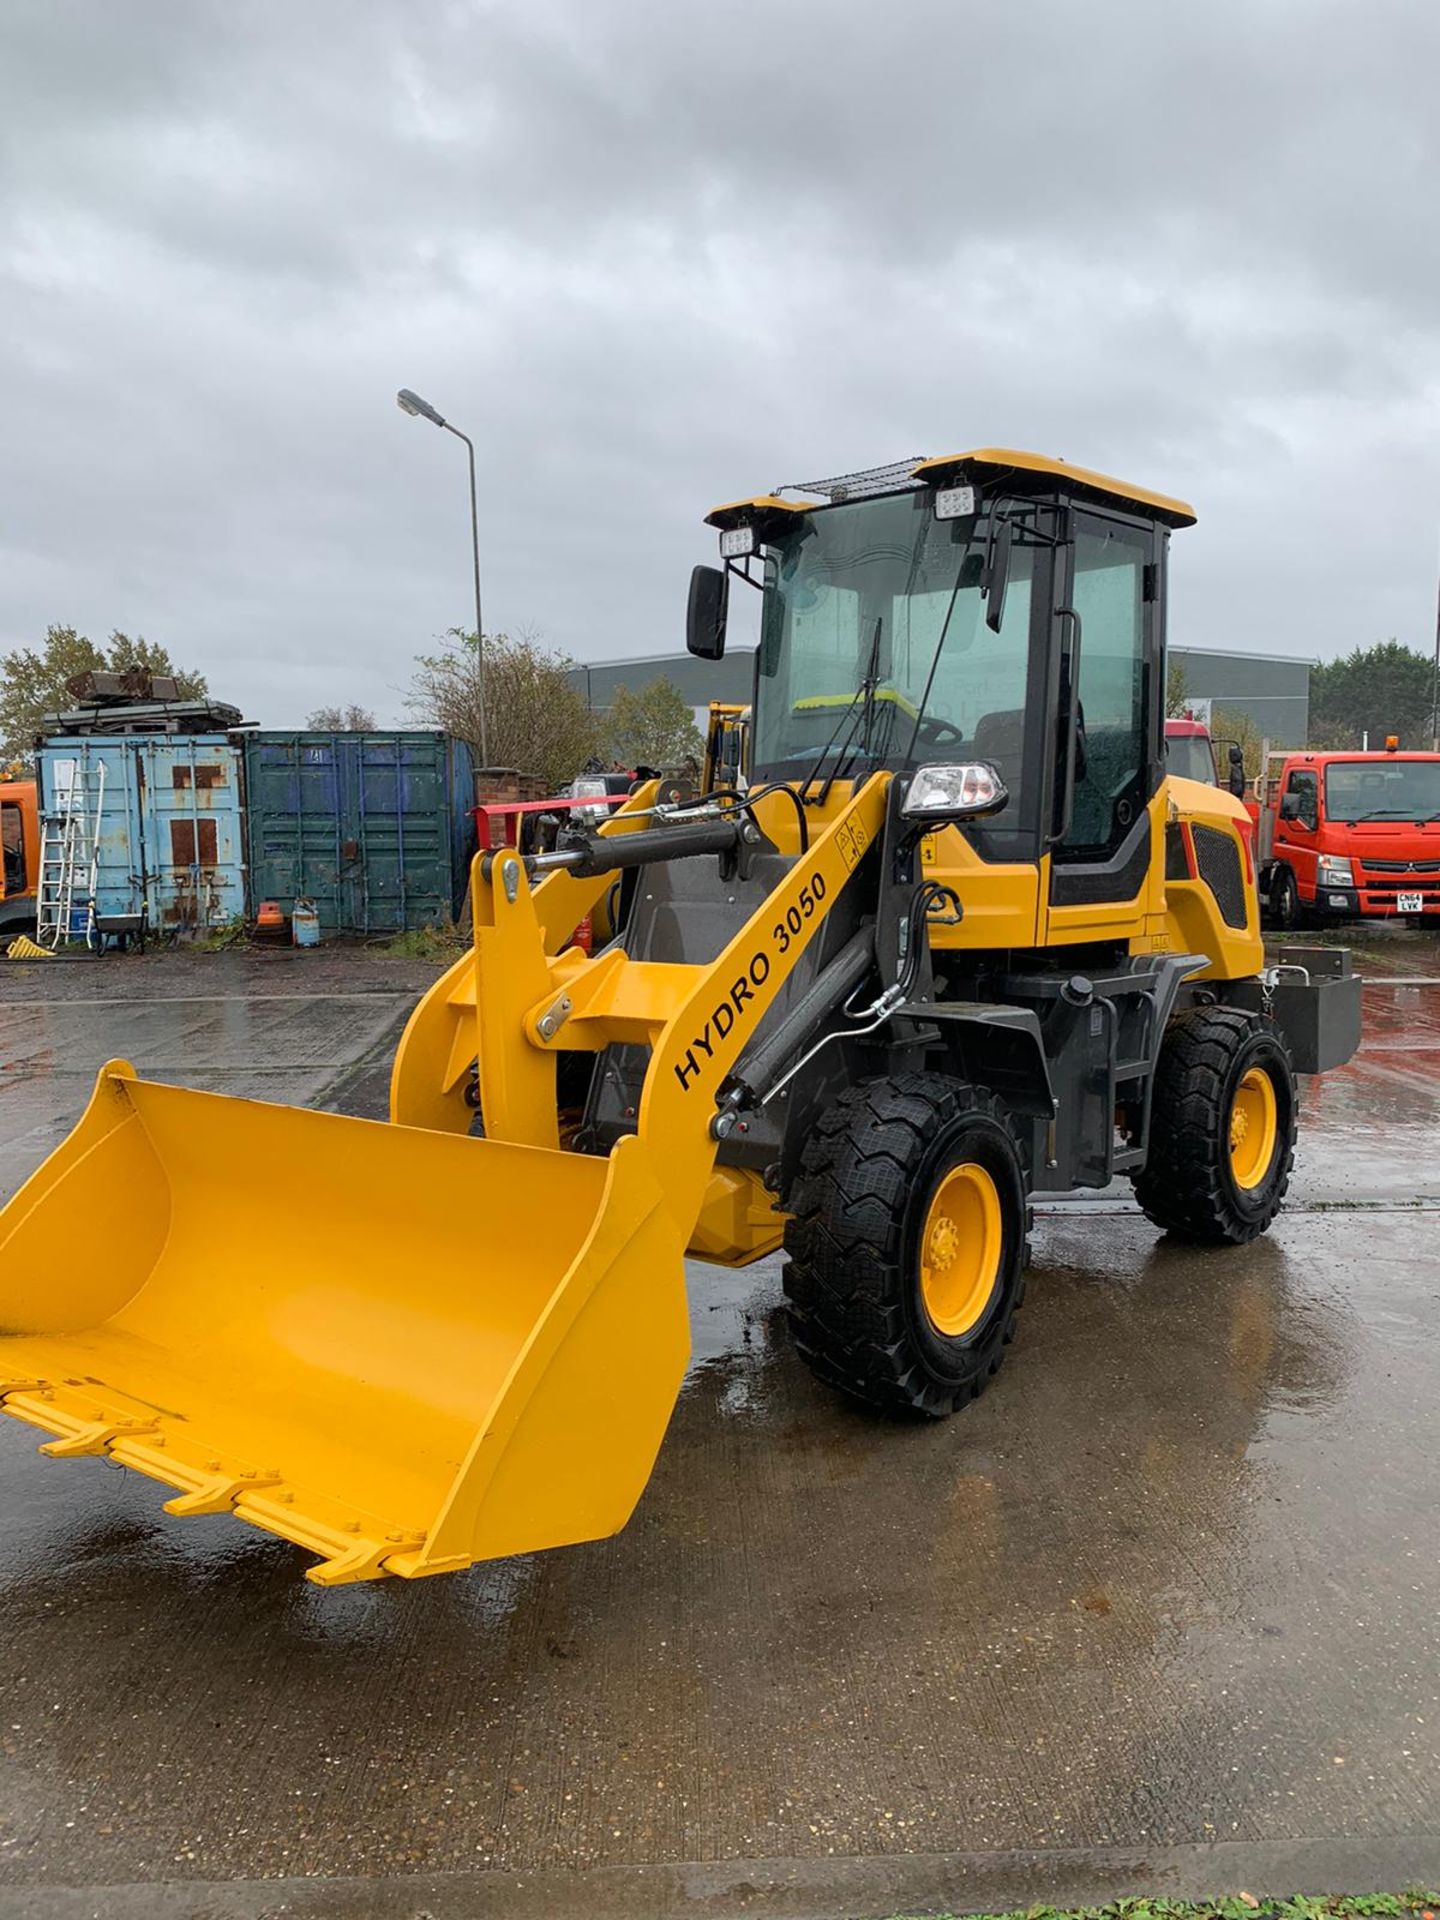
752 490 1038 837
1166 733 1216 784
1324 758 1440 822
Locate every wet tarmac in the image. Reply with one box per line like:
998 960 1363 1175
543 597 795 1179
0 948 1438 1918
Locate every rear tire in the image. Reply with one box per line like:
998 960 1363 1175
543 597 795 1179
782 1074 1028 1417
1133 1006 1296 1245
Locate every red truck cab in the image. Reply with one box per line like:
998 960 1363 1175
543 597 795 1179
1259 745 1440 928
1165 716 1247 796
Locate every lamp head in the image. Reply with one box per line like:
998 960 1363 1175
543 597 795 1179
396 388 446 428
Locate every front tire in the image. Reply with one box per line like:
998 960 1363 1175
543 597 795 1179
782 1074 1029 1417
1133 1006 1297 1244
1267 865 1302 931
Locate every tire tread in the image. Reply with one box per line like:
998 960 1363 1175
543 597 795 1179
1132 1005 1296 1244
783 1074 1027 1418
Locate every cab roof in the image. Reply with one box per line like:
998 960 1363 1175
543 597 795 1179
1279 749 1440 766
706 448 1196 532
914 450 1196 528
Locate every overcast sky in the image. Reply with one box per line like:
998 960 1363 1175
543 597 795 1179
2 0 1437 726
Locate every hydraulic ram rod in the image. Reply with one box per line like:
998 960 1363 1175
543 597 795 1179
525 817 747 880
715 925 876 1117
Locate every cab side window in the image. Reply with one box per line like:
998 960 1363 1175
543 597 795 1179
1055 519 1153 862
1283 769 1318 829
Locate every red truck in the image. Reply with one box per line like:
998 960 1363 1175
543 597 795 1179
1257 742 1440 929
1165 716 1247 796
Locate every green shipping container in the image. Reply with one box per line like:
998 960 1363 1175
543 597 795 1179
243 731 476 934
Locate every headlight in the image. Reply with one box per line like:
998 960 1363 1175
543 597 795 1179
718 525 756 560
933 484 976 521
569 776 611 825
1317 855 1354 886
902 762 1009 821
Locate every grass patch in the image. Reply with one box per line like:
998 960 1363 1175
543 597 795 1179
887 1895 1440 1920
184 917 249 954
370 921 468 962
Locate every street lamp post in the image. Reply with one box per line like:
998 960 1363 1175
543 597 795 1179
396 388 489 767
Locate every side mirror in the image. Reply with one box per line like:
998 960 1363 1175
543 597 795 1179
1278 791 1303 821
686 564 729 660
983 518 1013 634
1227 744 1246 798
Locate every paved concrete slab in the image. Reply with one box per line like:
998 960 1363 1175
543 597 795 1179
0 949 436 1204
0 951 1437 1916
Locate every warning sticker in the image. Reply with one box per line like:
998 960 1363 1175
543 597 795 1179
836 819 868 870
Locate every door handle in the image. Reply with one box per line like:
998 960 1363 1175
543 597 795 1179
1047 605 1084 848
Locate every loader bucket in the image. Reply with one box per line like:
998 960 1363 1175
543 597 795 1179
0 1062 690 1584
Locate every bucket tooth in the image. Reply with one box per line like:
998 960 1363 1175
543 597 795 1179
2 1385 115 1450
231 1492 400 1587
39 1415 159 1458
162 1468 283 1517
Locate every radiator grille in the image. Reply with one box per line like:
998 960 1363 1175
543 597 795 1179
1192 823 1247 928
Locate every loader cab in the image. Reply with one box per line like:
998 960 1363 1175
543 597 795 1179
694 450 1195 939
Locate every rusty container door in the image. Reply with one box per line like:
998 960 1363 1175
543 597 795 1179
242 731 475 934
139 737 247 933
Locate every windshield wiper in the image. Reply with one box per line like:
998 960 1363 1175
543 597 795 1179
1345 807 1416 821
794 688 863 804
856 616 884 762
797 618 883 806
903 541 977 762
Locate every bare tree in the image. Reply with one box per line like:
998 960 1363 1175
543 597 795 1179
406 629 600 790
605 678 705 771
307 703 377 731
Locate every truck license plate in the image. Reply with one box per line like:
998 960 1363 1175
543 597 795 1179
1397 891 1424 914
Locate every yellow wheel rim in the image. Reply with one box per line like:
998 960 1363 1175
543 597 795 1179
919 1162 1003 1337
1229 1066 1279 1190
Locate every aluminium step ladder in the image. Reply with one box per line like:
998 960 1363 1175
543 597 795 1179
35 758 105 950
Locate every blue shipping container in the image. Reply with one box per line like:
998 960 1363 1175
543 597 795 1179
243 731 475 934
38 735 247 936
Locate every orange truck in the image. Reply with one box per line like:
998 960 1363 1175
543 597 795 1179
0 779 39 936
1256 742 1440 929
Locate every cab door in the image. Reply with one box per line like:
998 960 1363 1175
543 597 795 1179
1275 765 1319 900
1044 511 1164 944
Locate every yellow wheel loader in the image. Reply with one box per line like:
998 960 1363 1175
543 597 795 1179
0 449 1361 1585
702 699 751 794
